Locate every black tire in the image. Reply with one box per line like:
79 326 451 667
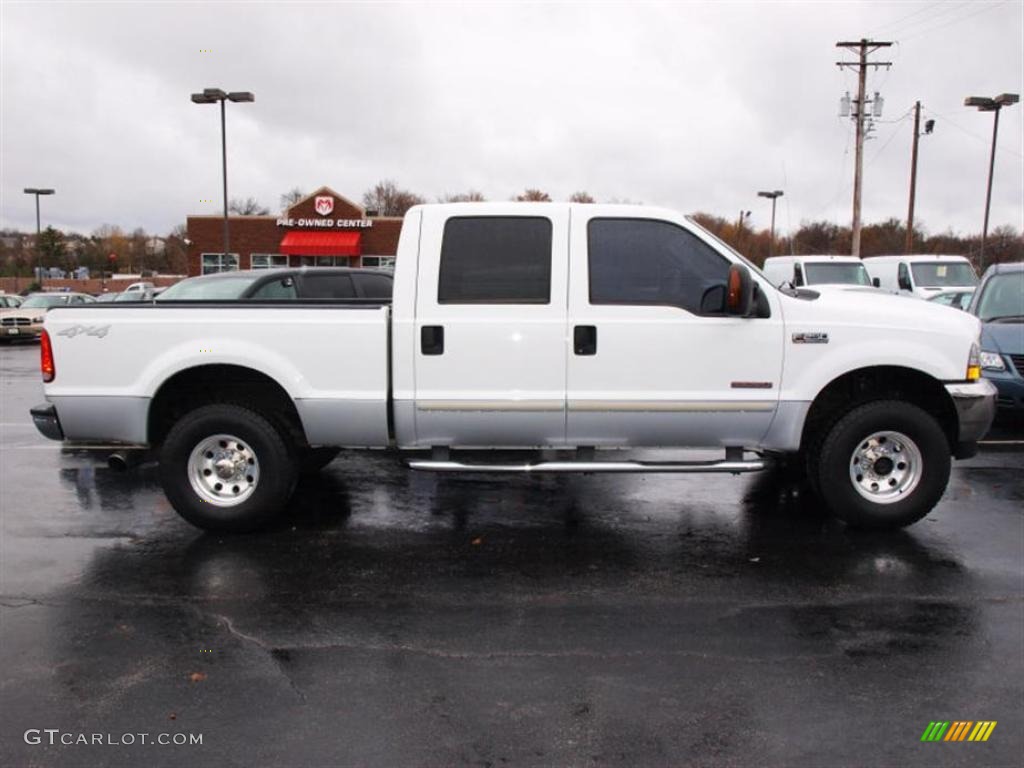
159 403 298 532
812 400 950 530
298 447 341 474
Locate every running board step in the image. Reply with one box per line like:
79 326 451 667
407 458 765 474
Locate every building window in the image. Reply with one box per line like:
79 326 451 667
251 254 288 270
438 216 552 304
201 253 239 275
587 218 730 315
362 256 395 270
290 255 352 268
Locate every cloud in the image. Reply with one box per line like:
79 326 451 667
1 1 1021 237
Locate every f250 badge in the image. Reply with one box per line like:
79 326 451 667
792 332 829 344
57 324 111 339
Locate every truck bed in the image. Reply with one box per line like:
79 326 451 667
42 303 392 447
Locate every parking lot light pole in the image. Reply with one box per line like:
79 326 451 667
964 93 1019 271
190 88 254 266
23 188 55 287
757 190 783 258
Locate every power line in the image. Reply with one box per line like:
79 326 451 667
868 2 941 35
923 107 1024 160
870 1 975 39
901 0 1010 41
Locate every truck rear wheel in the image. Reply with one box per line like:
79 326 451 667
812 400 950 529
159 403 298 532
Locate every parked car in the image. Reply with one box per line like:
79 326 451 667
94 292 121 303
0 292 96 341
969 262 1024 412
927 290 974 311
32 203 994 533
156 268 393 302
0 293 24 309
863 254 978 299
762 255 872 289
122 281 156 300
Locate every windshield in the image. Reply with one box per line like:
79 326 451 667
21 295 71 308
911 262 978 288
157 274 263 300
803 263 871 286
975 272 1024 322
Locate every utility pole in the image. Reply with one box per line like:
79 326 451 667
837 39 892 257
905 102 935 254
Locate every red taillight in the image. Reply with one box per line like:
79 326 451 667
40 330 55 382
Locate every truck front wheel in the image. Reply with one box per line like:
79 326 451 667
813 400 950 529
159 403 298 532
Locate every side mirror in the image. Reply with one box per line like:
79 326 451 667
726 264 755 317
872 277 880 288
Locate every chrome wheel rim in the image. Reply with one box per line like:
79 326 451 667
187 433 260 507
848 430 922 505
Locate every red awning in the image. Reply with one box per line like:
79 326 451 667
279 230 362 256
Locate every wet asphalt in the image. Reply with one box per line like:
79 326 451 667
0 341 1022 768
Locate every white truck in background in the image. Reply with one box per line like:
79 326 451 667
32 203 995 532
762 255 873 289
864 254 978 299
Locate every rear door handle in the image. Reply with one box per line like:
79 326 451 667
421 325 444 355
574 325 597 356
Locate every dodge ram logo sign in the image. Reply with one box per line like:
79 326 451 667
314 196 334 216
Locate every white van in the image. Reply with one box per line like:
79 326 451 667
863 255 978 299
762 255 872 289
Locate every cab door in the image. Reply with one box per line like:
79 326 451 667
412 206 570 447
565 212 784 447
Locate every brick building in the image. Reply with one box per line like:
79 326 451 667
186 186 402 276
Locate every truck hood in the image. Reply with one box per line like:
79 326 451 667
782 283 980 340
980 321 1024 355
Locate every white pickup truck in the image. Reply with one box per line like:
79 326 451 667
31 203 996 532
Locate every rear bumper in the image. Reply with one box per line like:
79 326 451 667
945 380 997 452
30 403 64 441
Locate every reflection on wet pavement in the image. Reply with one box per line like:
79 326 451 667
1 343 1021 767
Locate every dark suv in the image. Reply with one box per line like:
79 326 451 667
970 261 1024 412
157 268 393 302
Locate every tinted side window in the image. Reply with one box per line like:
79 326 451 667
588 219 730 314
438 217 552 304
250 277 298 300
354 273 393 299
300 273 355 299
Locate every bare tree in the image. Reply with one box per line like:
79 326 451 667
514 188 551 202
228 197 270 215
279 188 305 211
163 224 189 275
439 190 487 203
362 180 426 217
568 191 595 203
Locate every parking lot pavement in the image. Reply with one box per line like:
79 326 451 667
1 342 1022 768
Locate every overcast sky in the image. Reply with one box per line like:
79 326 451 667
1 1 1022 238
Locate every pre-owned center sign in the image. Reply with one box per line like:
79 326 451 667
275 218 373 229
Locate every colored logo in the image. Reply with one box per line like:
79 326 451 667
921 721 997 742
314 196 334 216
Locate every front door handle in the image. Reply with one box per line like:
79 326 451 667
421 325 444 355
574 325 597 356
